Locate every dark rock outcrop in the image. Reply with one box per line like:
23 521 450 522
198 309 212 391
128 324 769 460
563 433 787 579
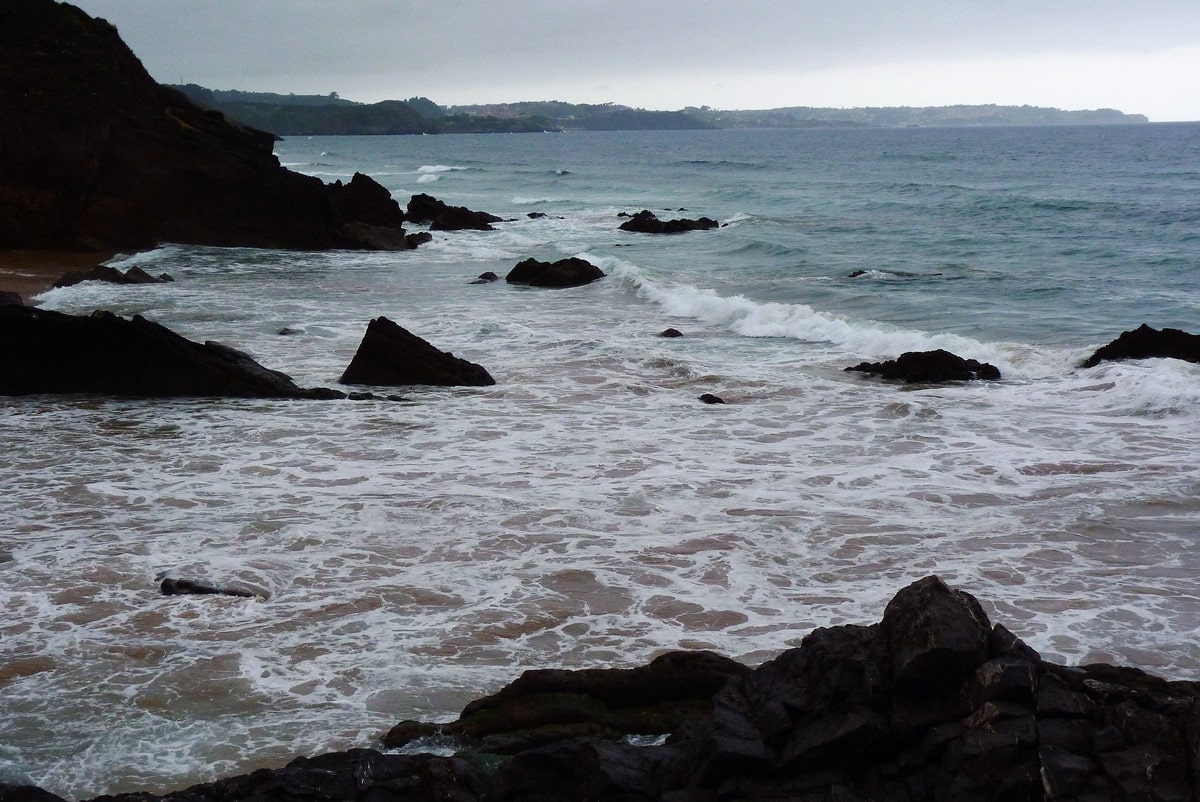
505 257 605 288
471 272 500 284
10 576 1200 801
699 393 725 404
0 0 410 251
1081 323 1200 368
53 264 173 289
385 650 750 755
846 349 1002 382
339 316 495 387
0 292 24 307
659 328 684 338
160 578 257 599
406 194 503 231
618 209 719 234
0 305 343 398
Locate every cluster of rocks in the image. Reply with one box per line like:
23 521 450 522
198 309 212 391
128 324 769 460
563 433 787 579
0 305 493 398
8 577 1199 801
618 209 721 234
845 325 1198 386
406 193 503 232
53 265 173 289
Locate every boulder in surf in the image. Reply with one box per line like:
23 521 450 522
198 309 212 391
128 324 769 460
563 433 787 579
1081 323 1200 368
618 209 719 234
339 316 495 387
845 349 1001 382
505 257 605 288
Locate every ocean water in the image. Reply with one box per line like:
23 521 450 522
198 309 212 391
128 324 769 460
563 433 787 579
2 124 1199 798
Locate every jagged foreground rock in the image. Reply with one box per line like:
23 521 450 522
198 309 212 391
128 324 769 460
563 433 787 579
0 0 410 251
7 576 1199 801
0 306 342 398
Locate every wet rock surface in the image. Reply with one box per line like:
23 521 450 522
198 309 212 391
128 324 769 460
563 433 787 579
339 316 496 387
504 257 605 288
53 265 173 289
618 209 719 234
1081 323 1200 367
846 349 1002 382
0 305 343 398
405 193 503 231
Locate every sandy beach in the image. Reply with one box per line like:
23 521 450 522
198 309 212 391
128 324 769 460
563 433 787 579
0 250 115 302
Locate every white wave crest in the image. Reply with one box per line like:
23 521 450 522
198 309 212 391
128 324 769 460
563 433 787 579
1072 359 1200 416
512 196 567 205
605 259 1018 369
417 165 465 173
417 174 440 184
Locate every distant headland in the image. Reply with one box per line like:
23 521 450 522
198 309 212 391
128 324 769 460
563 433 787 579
171 85 1150 137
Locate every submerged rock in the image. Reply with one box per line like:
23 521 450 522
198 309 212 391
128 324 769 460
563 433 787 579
53 264 173 289
339 316 495 387
618 209 719 234
846 349 1001 382
659 328 684 338
698 393 725 404
0 291 24 307
1081 323 1200 368
470 271 500 284
505 257 604 288
160 578 257 599
0 305 344 398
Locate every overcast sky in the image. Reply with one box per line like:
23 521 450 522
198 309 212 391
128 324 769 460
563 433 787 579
69 1 1200 122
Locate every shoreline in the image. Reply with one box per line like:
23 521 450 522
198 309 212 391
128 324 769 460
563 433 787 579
0 250 116 303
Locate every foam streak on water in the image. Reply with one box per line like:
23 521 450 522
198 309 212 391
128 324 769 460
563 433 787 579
2 125 1199 798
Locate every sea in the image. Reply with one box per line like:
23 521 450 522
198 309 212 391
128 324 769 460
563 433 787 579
2 123 1199 798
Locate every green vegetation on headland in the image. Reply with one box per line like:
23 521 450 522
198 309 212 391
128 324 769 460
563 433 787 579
170 85 1149 137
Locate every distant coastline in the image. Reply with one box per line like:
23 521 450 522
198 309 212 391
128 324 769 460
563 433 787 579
171 84 1149 137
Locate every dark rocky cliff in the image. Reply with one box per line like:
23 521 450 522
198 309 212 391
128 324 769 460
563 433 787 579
0 0 408 251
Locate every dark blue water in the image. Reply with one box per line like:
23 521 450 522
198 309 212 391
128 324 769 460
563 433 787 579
284 124 1200 345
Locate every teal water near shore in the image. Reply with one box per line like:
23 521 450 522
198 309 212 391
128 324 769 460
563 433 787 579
2 124 1199 798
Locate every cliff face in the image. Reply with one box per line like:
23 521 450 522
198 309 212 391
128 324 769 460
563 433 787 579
0 0 407 251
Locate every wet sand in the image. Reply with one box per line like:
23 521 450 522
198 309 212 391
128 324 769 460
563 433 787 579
0 250 116 303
